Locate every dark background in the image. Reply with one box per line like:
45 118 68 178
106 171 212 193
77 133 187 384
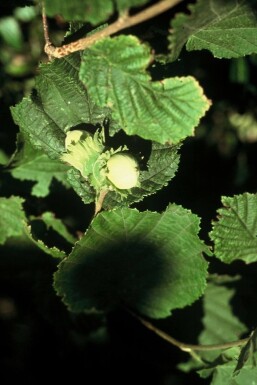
1 1 257 384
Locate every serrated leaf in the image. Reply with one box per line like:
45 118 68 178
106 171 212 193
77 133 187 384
11 53 111 159
11 95 66 158
199 280 247 362
103 142 181 208
201 280 247 343
80 35 210 144
0 197 66 258
24 224 65 259
54 205 208 318
40 212 77 245
199 354 257 385
10 137 69 197
0 196 26 245
66 167 95 205
169 0 257 61
45 0 150 24
234 327 257 375
66 142 180 208
210 193 257 264
179 277 247 374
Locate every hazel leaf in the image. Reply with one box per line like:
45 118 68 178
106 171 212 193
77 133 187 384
80 35 211 145
54 205 209 318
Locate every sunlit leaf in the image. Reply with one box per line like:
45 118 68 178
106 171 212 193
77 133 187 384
0 196 26 245
11 53 110 159
210 193 257 264
10 137 69 197
169 0 257 61
80 35 210 144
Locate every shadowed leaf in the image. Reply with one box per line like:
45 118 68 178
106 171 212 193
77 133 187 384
54 205 209 318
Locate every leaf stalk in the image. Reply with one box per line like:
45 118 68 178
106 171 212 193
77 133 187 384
133 312 250 353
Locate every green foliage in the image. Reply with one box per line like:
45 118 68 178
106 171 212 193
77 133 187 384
10 136 69 197
45 0 150 24
27 211 77 258
200 359 257 385
14 6 38 22
210 193 257 264
0 196 26 244
45 0 113 24
0 16 23 50
234 327 257 375
80 35 210 144
103 142 181 208
61 132 180 207
3 0 257 382
199 278 247 360
11 94 65 159
66 167 95 204
24 223 66 259
169 0 257 61
198 336 257 385
11 53 111 159
62 140 180 208
0 196 72 258
40 212 77 244
54 205 209 318
179 277 247 374
0 149 9 165
116 0 149 12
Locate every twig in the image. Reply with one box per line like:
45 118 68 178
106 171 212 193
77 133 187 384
133 312 250 353
41 2 52 60
43 0 183 58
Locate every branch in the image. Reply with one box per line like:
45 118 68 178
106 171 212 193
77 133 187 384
42 1 52 60
133 313 250 353
44 0 183 58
